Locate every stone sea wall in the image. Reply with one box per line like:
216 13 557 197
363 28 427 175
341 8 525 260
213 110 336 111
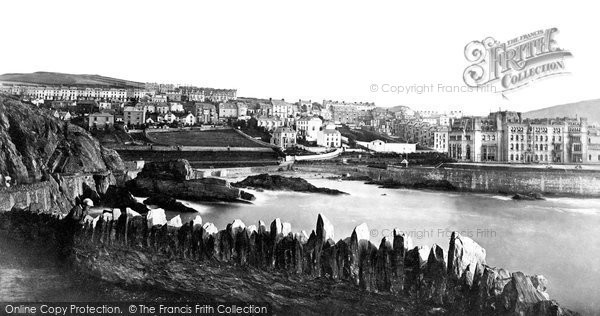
0 208 574 315
298 164 600 197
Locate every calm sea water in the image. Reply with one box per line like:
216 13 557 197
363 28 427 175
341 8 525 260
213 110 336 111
2 178 599 314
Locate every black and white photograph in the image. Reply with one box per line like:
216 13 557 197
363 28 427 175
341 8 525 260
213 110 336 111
0 1 598 315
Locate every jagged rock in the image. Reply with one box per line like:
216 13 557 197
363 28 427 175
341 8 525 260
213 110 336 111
257 220 267 234
144 194 197 213
0 96 123 184
294 230 308 243
353 223 370 243
202 222 218 236
146 208 167 228
128 175 255 203
270 218 284 239
125 207 141 217
191 215 202 230
447 232 486 287
102 186 149 214
530 275 549 299
240 190 256 201
137 159 195 181
233 174 348 195
421 244 447 305
316 214 334 241
231 219 246 235
281 222 292 236
167 215 182 228
499 272 550 314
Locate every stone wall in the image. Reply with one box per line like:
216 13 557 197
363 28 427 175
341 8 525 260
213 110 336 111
298 164 600 197
0 209 574 315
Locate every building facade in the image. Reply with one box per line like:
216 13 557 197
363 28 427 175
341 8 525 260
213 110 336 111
271 127 297 149
296 116 322 142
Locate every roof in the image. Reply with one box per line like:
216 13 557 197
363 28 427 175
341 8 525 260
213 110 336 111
195 102 216 110
298 116 322 122
219 102 237 110
322 129 340 135
274 127 296 134
90 112 114 117
124 106 144 112
271 99 292 107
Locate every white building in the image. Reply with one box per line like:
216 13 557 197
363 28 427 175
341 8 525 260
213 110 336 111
296 116 322 142
257 116 284 131
357 140 416 154
434 127 449 153
271 127 297 149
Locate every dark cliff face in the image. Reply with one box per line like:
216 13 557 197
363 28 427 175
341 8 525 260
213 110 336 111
0 96 123 183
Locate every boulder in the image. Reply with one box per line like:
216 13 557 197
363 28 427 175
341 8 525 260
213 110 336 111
447 232 486 287
233 174 348 195
144 194 197 213
316 214 334 241
137 159 195 181
146 208 167 228
499 272 550 314
127 175 255 203
167 215 182 228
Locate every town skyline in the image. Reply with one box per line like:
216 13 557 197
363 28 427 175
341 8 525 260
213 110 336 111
1 0 598 115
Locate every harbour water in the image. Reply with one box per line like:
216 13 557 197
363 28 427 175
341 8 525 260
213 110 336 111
2 178 599 314
174 178 600 315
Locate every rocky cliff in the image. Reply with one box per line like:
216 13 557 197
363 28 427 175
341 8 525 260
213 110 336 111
0 95 123 184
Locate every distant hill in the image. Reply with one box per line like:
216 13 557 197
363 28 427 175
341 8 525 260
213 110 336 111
0 71 144 89
523 99 600 125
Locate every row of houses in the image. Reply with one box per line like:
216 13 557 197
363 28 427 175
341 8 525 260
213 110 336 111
1 84 237 103
270 122 343 149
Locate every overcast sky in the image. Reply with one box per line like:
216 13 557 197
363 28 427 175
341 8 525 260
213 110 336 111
1 0 597 114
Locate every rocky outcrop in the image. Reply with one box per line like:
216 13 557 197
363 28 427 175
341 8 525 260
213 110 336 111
101 186 149 214
0 95 124 184
143 195 197 213
135 159 195 181
0 209 577 315
127 160 255 203
512 193 545 200
233 174 348 195
367 179 456 191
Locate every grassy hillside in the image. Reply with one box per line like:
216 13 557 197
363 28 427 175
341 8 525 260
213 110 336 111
146 129 272 148
0 71 144 88
524 99 600 124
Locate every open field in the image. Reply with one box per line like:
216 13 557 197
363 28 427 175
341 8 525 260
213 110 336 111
117 150 280 168
146 129 270 147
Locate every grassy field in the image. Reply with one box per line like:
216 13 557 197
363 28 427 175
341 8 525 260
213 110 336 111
147 129 269 147
0 71 144 88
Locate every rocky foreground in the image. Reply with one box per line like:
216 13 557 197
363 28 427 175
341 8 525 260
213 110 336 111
233 174 348 195
127 160 255 203
0 208 577 315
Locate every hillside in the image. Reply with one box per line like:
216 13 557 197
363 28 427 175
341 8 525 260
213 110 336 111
0 95 124 184
0 71 144 89
524 99 600 124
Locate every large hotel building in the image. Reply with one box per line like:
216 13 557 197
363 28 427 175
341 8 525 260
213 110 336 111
448 111 599 164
